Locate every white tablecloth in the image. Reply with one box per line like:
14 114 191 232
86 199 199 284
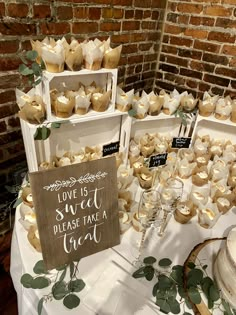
10 203 236 315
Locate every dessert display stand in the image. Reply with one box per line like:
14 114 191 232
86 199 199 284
11 65 236 314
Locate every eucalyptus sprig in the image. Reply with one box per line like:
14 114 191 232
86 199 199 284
173 108 192 127
34 121 68 140
21 260 86 315
19 50 45 88
133 256 236 315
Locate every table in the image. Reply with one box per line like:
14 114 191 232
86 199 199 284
10 202 236 315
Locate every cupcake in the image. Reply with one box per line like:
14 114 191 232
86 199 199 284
198 92 218 117
190 184 210 207
119 211 131 234
116 87 134 112
215 96 232 120
136 167 153 189
91 90 111 112
230 99 236 123
215 196 232 214
192 165 209 187
21 186 34 208
55 95 74 118
198 201 221 229
27 225 42 252
174 200 196 224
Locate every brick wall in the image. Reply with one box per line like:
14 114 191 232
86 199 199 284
155 0 236 98
0 0 166 206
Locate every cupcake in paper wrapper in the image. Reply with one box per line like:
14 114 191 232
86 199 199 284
82 39 104 70
102 38 122 69
116 86 134 112
70 86 91 115
16 88 46 124
91 90 111 112
198 200 221 229
174 199 196 224
180 92 198 112
132 92 149 119
55 94 74 118
198 92 218 117
63 37 83 71
230 99 236 123
215 96 232 120
40 38 65 73
147 91 164 116
163 89 181 115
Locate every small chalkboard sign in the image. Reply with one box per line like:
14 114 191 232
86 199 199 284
29 156 120 270
149 153 168 168
172 137 191 149
102 141 120 157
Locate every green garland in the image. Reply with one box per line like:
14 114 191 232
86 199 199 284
21 260 86 315
132 256 236 315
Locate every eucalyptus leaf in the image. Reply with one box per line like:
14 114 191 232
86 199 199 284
143 256 157 265
156 298 171 314
187 262 195 269
33 260 47 275
32 62 41 76
13 196 23 208
41 126 51 140
68 279 85 293
208 297 213 309
144 265 154 281
21 273 33 288
26 50 38 61
37 297 44 315
165 286 177 299
31 276 50 289
156 290 167 300
34 78 42 86
128 109 137 117
158 275 174 290
51 122 61 129
20 66 34 76
168 297 180 314
201 276 214 297
59 268 67 283
209 283 220 302
63 294 80 309
159 258 172 267
153 282 159 297
187 268 203 287
52 281 68 300
132 266 146 278
188 286 201 304
222 299 233 315
202 264 208 270
70 262 75 278
34 127 42 140
170 268 183 285
56 264 67 271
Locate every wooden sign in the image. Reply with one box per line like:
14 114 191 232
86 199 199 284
172 137 191 149
29 156 120 270
149 153 168 168
102 141 120 157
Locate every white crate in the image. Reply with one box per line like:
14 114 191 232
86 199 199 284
40 68 118 122
191 113 236 145
129 113 182 139
20 111 131 172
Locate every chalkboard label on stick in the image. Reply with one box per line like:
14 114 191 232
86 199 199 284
149 153 168 168
172 137 191 149
102 141 120 157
